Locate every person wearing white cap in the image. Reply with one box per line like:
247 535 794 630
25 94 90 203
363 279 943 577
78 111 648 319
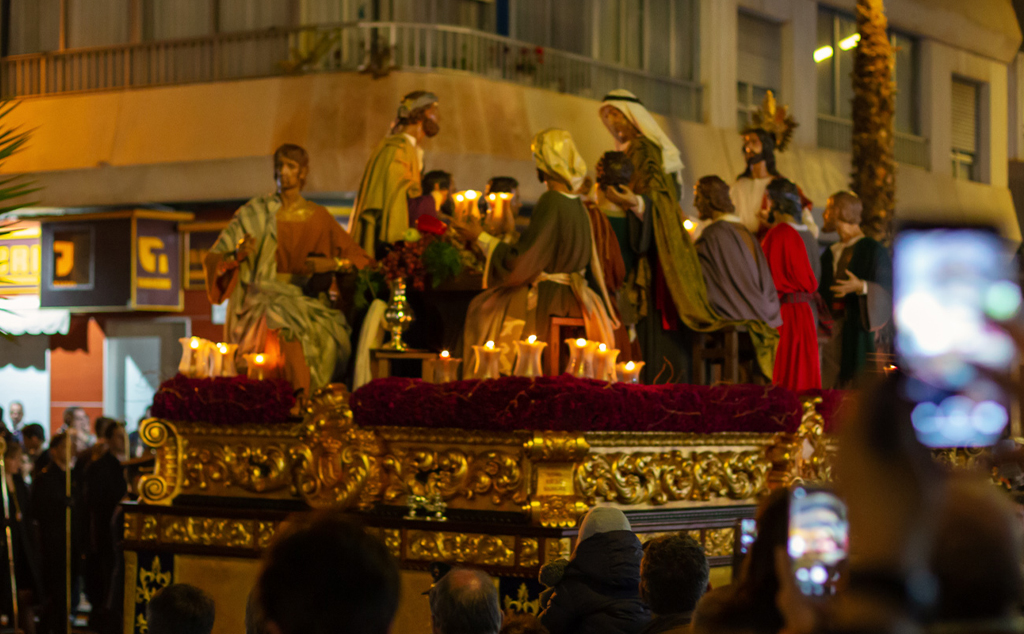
456 129 619 376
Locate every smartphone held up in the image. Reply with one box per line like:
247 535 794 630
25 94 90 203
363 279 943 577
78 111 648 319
788 487 848 597
893 223 1022 447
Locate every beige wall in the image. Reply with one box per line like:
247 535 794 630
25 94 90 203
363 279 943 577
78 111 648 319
2 66 1019 238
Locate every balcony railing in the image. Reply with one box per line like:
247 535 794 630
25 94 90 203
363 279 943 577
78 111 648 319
0 21 703 122
817 114 930 169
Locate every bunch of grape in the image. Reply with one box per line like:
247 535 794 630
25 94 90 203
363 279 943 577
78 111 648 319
381 236 437 291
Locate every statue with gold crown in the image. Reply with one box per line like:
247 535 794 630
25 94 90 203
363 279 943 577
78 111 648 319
731 93 820 276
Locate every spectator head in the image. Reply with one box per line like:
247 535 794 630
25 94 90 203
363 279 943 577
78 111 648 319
694 175 735 221
48 433 70 470
823 191 863 234
499 613 548 634
8 401 23 427
63 407 89 433
423 170 452 195
21 424 45 456
930 476 1024 622
258 511 400 634
95 416 117 440
104 420 127 460
577 507 631 544
640 532 710 615
765 178 802 225
146 583 216 634
2 433 22 475
429 568 502 634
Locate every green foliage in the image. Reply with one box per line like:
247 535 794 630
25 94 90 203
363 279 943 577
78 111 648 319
0 102 38 215
354 267 386 313
422 239 463 288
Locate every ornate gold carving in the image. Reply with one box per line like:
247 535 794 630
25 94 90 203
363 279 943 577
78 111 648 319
530 496 589 528
704 527 735 558
576 449 769 505
406 531 516 566
526 432 590 462
933 447 991 470
767 398 836 490
292 384 386 510
519 538 540 568
382 529 402 559
545 537 572 563
141 516 159 541
383 448 526 507
138 419 183 505
162 517 256 549
135 556 171 604
257 521 278 550
504 583 541 614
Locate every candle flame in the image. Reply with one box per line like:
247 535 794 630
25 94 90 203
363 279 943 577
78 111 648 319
254 354 265 364
465 190 478 200
599 343 607 352
488 193 497 201
499 192 511 200
527 335 537 344
190 338 200 349
454 194 464 202
626 361 635 371
575 338 586 347
440 350 450 358
217 343 227 353
683 219 695 231
485 340 495 350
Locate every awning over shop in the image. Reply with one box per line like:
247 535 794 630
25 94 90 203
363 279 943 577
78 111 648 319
0 296 71 335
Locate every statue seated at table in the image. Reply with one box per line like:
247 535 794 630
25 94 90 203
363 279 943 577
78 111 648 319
455 129 619 375
203 144 373 397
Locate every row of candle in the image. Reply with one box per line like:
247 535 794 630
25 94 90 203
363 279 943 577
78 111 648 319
178 337 273 381
433 337 645 383
451 190 513 225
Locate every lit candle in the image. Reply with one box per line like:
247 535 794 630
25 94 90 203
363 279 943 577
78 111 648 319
434 349 462 383
487 192 512 227
592 343 620 382
209 342 238 377
472 340 502 379
178 337 212 378
453 190 482 224
565 338 592 378
615 360 645 384
244 352 269 381
513 334 547 378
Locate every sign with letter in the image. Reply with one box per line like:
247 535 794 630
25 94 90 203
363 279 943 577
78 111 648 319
134 218 182 310
0 223 41 295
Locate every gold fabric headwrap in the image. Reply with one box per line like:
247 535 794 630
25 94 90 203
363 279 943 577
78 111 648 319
531 129 588 192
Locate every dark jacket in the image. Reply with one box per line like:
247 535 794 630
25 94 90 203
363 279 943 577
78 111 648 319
539 530 651 634
637 612 693 634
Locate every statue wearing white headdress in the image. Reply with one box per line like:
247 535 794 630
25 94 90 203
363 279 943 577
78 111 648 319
598 90 779 383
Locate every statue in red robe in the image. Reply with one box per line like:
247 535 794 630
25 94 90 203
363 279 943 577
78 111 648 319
761 179 821 391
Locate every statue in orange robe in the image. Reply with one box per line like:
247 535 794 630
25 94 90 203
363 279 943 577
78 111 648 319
760 179 821 391
204 144 372 395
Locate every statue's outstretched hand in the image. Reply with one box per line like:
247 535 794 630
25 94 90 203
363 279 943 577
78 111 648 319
453 216 483 243
236 234 256 262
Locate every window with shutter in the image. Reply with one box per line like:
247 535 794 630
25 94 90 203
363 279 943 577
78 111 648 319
951 79 980 181
737 11 782 128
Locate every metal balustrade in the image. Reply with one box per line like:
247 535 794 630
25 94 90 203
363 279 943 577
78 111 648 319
817 114 931 169
0 21 703 122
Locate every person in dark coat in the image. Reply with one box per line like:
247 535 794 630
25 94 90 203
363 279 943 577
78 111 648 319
539 508 650 634
32 433 80 634
0 435 45 634
83 421 127 634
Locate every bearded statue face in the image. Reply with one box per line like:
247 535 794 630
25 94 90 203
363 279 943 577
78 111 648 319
421 104 440 138
742 132 765 165
599 106 640 145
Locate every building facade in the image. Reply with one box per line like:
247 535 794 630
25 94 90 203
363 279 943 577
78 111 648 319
0 0 1020 432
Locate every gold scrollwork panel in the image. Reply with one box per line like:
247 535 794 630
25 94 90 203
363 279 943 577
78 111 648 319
382 446 527 508
138 419 183 505
406 531 517 567
575 449 770 506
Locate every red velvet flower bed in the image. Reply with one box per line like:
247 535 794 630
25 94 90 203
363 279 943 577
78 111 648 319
351 375 848 434
151 374 296 426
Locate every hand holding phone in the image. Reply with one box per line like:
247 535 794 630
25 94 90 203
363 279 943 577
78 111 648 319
788 486 848 597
